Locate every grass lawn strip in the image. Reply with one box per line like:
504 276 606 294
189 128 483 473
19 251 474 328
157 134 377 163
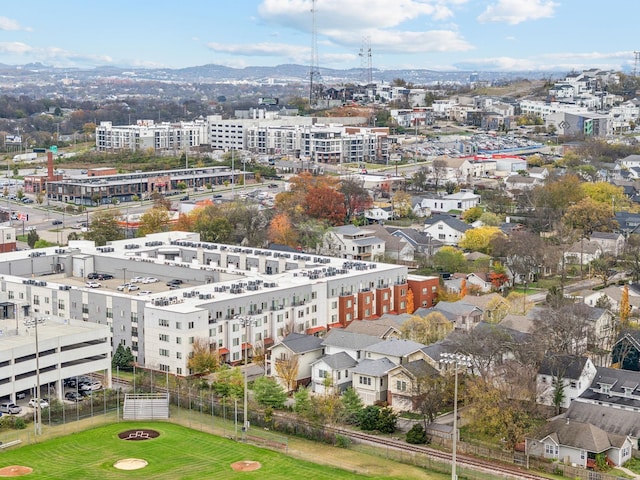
3 422 427 480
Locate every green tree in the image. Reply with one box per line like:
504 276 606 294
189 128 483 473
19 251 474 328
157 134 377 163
462 206 483 224
358 405 381 431
293 387 313 418
16 188 24 201
84 209 124 246
112 344 134 370
212 367 244 399
376 406 398 434
252 376 287 409
432 246 466 273
341 387 363 425
27 229 39 248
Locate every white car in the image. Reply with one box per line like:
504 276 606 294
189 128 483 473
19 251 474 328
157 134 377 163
85 281 101 288
142 277 158 284
80 380 102 391
131 276 144 283
116 283 130 291
128 284 140 291
28 398 49 409
137 290 152 296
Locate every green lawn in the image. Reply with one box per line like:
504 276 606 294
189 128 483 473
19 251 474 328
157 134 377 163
3 422 402 479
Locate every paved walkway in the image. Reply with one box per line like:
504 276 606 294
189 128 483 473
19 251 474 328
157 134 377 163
617 466 640 479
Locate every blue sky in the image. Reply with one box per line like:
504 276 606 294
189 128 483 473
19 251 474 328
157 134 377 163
0 0 637 72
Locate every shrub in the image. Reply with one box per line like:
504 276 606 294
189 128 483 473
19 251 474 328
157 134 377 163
406 423 427 444
335 434 351 448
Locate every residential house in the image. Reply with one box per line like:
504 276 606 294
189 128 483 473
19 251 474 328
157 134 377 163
588 232 625 257
444 272 494 294
321 329 381 362
366 224 415 262
536 355 597 409
462 292 510 323
344 315 404 339
268 332 324 390
611 330 640 371
426 300 483 331
504 175 543 194
564 366 640 445
352 357 396 405
362 338 426 365
386 227 443 257
365 205 394 224
322 225 385 260
526 418 633 468
414 190 480 214
387 357 441 412
528 167 550 180
582 284 640 315
310 352 358 395
411 196 432 218
424 214 472 246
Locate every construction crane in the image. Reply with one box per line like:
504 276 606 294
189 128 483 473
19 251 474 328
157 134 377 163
309 0 323 107
359 36 372 84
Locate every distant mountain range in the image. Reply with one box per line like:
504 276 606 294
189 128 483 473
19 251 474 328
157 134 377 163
0 62 560 85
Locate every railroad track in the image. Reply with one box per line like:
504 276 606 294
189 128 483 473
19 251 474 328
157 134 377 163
324 425 547 480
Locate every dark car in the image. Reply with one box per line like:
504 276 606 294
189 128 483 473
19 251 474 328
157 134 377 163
65 392 83 402
268 183 279 188
87 272 100 280
97 273 114 280
166 279 183 286
213 194 223 199
52 219 63 225
180 195 189 201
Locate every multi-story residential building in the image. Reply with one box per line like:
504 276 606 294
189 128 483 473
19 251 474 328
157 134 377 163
519 100 589 119
0 232 436 377
96 120 208 152
545 112 611 138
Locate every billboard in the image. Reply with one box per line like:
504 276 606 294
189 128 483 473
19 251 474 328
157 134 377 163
5 135 22 145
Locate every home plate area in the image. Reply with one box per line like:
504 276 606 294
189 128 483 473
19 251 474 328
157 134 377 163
0 465 33 477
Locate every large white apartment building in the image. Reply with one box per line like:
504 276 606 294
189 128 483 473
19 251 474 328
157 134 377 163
0 233 436 377
96 119 208 152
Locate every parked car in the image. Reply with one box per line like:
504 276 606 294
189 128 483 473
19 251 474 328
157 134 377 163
166 279 183 286
213 194 223 199
52 219 63 225
116 283 130 291
80 381 102 392
268 183 279 188
85 281 101 288
142 277 158 284
87 272 100 279
131 276 144 283
128 284 140 291
22 198 34 203
179 195 189 201
97 273 114 280
64 392 83 402
0 402 22 414
28 398 49 409
137 290 152 296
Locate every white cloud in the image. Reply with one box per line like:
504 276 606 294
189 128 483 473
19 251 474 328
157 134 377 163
258 0 466 31
477 0 558 25
454 50 633 71
0 16 29 31
206 41 311 64
0 42 33 55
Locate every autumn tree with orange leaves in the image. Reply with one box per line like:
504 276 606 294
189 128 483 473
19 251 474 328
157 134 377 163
268 213 299 247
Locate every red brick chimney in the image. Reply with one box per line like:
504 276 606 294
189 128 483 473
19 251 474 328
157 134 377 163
47 151 54 180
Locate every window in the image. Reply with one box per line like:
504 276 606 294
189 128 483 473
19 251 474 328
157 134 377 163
359 376 372 386
82 304 89 314
159 334 169 342
131 327 138 337
188 321 194 329
396 380 407 392
176 352 182 359
159 349 169 357
58 300 65 310
232 338 240 346
159 364 170 372
544 444 558 456
106 308 113 319
331 301 337 309
159 319 170 327
33 295 39 305
175 321 182 330
569 380 578 389
318 369 327 379
176 337 182 344
131 312 138 322
7 291 13 300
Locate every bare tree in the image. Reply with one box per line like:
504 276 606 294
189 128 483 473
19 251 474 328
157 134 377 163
532 303 594 356
430 159 448 194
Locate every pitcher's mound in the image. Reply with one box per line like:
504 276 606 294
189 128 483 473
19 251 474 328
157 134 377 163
113 458 148 470
0 465 33 477
230 460 262 472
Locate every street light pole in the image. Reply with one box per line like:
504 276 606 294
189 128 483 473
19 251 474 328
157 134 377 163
440 353 472 480
234 314 256 434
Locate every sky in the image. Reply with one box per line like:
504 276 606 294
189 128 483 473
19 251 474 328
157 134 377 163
0 0 637 73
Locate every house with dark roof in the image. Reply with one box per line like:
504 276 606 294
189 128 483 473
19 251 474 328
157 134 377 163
362 337 426 365
310 351 358 395
321 225 385 260
351 357 396 405
526 418 633 468
387 358 440 412
386 227 443 257
321 329 381 361
267 332 324 390
424 214 472 246
536 355 597 409
562 366 640 445
427 300 483 331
